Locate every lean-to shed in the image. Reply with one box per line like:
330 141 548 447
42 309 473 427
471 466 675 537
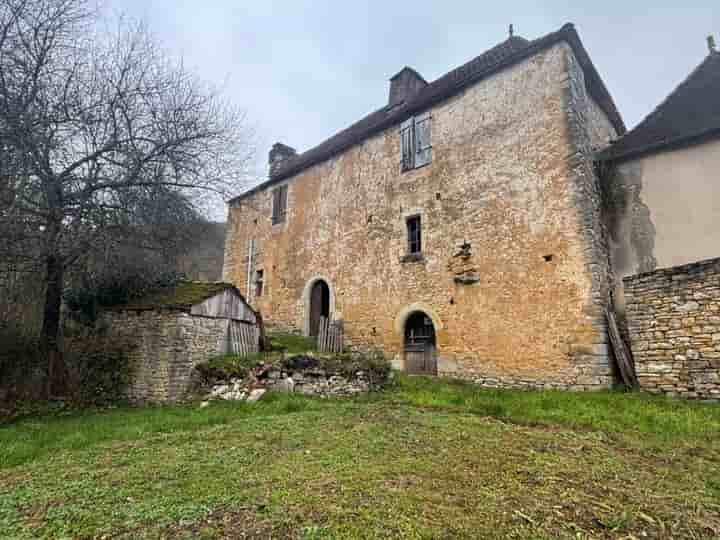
101 281 259 402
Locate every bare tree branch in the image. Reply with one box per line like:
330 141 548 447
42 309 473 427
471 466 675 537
0 0 255 391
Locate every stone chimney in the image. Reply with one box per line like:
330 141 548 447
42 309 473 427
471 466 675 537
388 67 428 107
268 142 297 177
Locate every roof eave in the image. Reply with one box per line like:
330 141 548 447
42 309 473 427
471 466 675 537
598 126 720 164
228 23 625 205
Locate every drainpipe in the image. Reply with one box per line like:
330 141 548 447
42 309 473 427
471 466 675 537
246 238 254 303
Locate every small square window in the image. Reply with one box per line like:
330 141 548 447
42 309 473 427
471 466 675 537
255 269 264 297
406 215 422 254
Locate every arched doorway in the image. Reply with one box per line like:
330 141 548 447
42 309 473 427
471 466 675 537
309 279 330 337
404 311 437 375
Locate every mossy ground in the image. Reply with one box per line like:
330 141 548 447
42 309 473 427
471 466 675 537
1 376 719 539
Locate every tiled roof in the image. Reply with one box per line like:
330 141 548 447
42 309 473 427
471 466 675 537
600 50 720 162
231 23 624 203
105 281 242 312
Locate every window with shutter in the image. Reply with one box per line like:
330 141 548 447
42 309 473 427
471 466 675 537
400 114 431 171
414 112 432 168
271 185 287 224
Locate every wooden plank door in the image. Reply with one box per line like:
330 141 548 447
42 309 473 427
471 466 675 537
405 343 437 375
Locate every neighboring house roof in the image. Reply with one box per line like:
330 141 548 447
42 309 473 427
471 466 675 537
230 23 625 204
105 281 245 312
600 49 720 163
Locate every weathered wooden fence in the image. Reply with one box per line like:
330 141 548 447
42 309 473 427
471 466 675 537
317 317 344 353
222 319 260 356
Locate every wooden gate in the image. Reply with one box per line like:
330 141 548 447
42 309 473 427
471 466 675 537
221 319 260 356
317 316 344 353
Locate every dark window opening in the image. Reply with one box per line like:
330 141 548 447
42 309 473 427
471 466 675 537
271 185 288 224
543 254 554 262
255 269 264 297
406 215 422 254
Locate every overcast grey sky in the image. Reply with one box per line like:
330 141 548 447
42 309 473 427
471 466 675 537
109 1 719 186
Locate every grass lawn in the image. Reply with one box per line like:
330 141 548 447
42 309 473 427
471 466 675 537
1 376 719 539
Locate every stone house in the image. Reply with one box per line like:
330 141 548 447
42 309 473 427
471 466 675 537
101 281 259 402
599 37 720 292
223 23 627 390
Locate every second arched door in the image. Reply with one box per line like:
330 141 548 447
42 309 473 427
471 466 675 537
404 311 437 375
309 279 330 337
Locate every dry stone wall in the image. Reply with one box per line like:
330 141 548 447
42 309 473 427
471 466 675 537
208 368 372 400
624 257 720 400
225 43 618 389
100 310 227 402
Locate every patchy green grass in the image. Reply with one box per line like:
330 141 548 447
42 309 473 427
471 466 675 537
1 377 719 539
267 333 317 354
390 376 720 447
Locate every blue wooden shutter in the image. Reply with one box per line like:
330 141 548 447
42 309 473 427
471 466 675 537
400 118 414 171
414 112 432 167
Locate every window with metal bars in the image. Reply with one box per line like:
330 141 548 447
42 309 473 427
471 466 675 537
406 215 422 254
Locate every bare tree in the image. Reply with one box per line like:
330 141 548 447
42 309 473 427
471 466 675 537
0 0 254 393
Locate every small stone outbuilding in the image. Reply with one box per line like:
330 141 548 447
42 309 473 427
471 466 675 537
101 281 259 402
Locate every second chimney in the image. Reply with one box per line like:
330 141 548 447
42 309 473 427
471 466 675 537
269 142 297 177
388 67 428 107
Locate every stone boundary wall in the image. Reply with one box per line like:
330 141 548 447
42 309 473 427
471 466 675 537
436 369 613 392
624 257 720 400
266 367 371 396
100 310 229 402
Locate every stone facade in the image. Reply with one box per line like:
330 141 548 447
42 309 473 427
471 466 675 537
100 310 230 402
224 42 621 389
624 257 720 400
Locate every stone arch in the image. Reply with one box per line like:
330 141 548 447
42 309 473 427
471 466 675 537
302 275 336 337
393 302 443 336
397 304 441 375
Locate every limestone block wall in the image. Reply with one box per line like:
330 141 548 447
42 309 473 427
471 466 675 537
225 42 620 390
101 310 228 402
624 257 720 400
